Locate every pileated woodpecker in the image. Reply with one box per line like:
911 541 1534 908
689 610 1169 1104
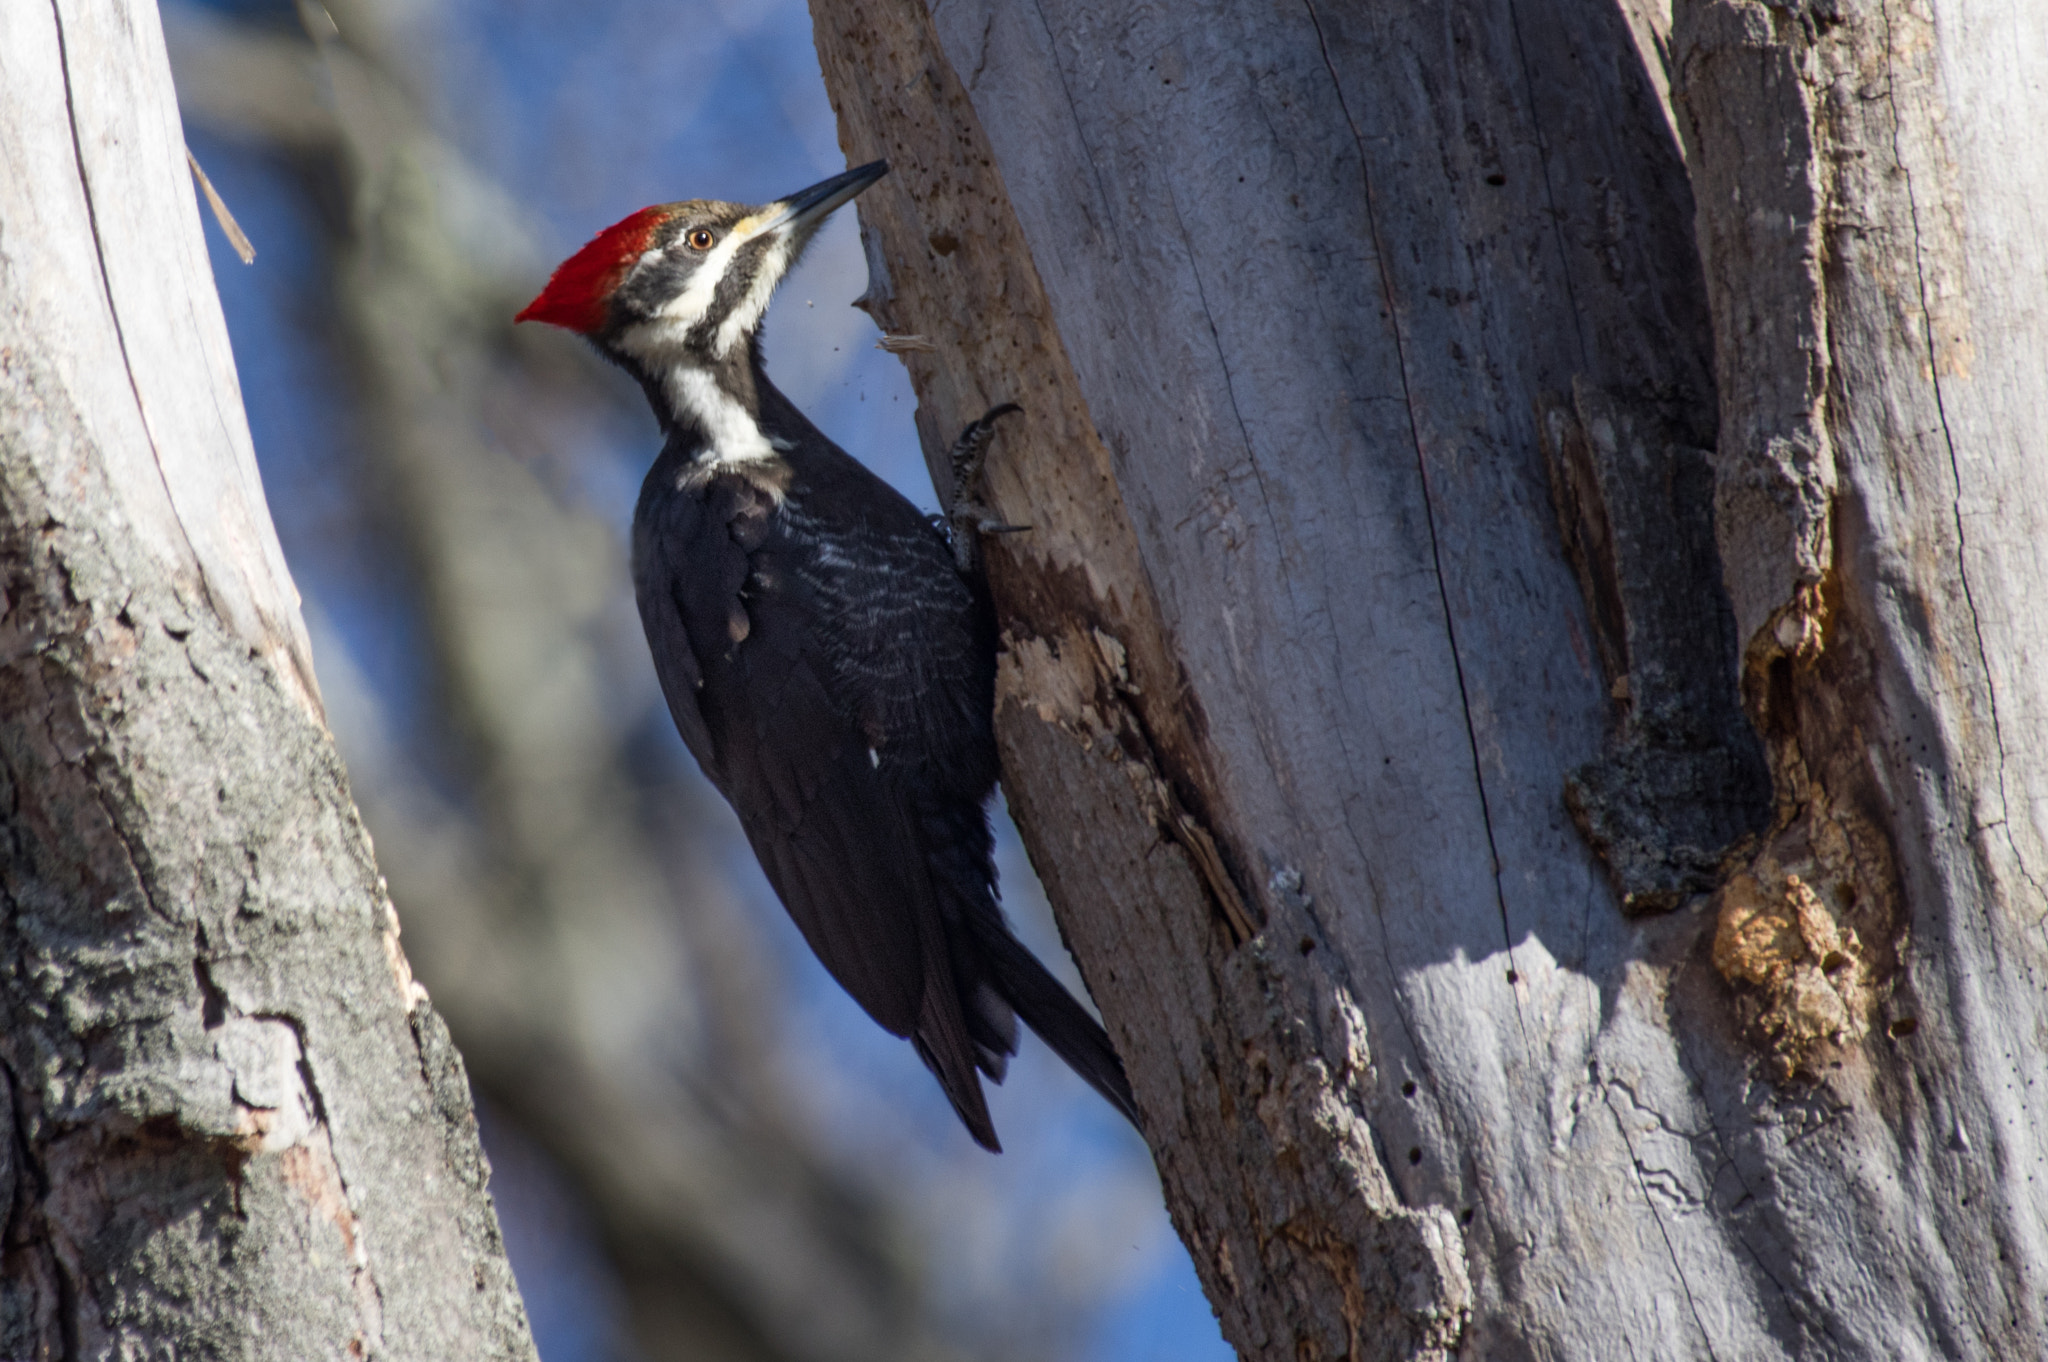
516 161 1137 1150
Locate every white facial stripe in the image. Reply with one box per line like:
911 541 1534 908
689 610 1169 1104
665 367 776 467
646 206 776 334
714 228 795 359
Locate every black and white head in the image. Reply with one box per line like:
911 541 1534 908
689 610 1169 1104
516 160 888 425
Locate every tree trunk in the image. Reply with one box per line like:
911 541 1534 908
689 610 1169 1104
808 0 2048 1357
0 3 537 1356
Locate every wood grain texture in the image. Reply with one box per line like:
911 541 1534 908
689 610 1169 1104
0 2 536 1356
1674 0 2048 1352
814 0 2048 1355
807 4 1475 1355
922 5 1777 1356
809 0 1777 1356
7 0 319 712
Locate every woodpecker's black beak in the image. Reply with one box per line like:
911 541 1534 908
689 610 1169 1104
761 160 889 237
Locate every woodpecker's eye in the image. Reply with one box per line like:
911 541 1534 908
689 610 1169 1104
685 228 716 252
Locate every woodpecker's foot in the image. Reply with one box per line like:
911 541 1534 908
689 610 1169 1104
947 403 1023 508
946 403 1025 573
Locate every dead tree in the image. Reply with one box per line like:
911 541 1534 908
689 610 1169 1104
810 0 2048 1356
0 3 535 1355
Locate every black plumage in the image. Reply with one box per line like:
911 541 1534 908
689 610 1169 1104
519 161 1137 1149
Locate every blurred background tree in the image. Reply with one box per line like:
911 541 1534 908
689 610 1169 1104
162 2 1231 1360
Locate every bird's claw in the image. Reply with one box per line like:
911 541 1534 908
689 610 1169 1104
945 404 1025 573
947 402 1023 506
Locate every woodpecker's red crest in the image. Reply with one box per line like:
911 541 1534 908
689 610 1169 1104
517 162 890 362
515 204 678 334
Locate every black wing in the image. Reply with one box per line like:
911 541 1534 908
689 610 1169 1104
630 453 731 775
632 452 1000 1145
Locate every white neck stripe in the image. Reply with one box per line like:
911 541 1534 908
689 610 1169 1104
666 368 775 467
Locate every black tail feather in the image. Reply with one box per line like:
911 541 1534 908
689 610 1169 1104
971 922 1140 1131
914 1035 1002 1152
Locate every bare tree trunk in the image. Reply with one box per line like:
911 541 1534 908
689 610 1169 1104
809 0 2048 1357
0 3 537 1356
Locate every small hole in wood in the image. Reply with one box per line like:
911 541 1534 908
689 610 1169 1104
1407 1147 1423 1165
1485 172 1507 186
1401 1080 1417 1098
1298 936 1316 956
1505 969 1520 985
1890 1016 1919 1038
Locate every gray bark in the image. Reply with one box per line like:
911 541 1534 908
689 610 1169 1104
810 0 2048 1357
0 2 537 1357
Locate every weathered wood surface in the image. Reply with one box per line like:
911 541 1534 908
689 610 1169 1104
0 2 538 1356
1675 0 2048 1351
811 0 2048 1356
